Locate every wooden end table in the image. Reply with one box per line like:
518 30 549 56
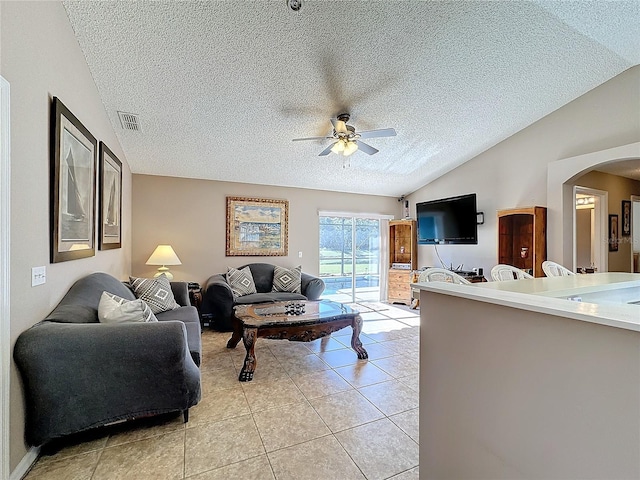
227 300 368 381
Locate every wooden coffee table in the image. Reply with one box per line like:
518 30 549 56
227 300 368 381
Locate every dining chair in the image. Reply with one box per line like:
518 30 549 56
490 264 534 281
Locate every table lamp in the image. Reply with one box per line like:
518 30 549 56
145 245 181 280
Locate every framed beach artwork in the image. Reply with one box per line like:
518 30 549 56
226 196 289 256
98 142 122 250
50 97 97 263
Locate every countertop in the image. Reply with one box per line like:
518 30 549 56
412 273 640 332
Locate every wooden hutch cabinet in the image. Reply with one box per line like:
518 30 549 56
388 219 417 305
497 206 547 277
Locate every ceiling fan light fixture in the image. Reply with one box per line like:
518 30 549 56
331 140 346 154
342 141 358 156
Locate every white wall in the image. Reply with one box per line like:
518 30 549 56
1 2 132 472
408 66 640 276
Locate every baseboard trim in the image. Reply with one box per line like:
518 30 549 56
9 447 39 480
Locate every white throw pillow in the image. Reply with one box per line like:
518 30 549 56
98 292 158 323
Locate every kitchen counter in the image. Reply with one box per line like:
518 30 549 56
415 272 640 479
412 272 640 331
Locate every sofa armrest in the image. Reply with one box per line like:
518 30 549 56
301 273 325 300
14 321 200 446
200 274 235 330
170 281 190 306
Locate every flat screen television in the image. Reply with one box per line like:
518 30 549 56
416 193 478 244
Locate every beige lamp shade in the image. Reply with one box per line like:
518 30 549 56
145 245 182 280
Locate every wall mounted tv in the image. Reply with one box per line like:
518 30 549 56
416 193 478 245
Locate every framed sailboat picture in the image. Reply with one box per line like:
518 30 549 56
50 97 97 263
98 142 122 250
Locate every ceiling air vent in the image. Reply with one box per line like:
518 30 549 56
117 111 142 132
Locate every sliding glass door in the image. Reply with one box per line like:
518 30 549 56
319 215 382 303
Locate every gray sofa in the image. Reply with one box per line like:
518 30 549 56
13 272 201 447
201 263 325 331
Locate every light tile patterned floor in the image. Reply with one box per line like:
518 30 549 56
24 302 420 480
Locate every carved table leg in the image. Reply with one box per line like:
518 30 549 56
239 327 258 382
226 315 243 349
350 314 368 359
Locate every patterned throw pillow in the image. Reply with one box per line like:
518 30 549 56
129 275 180 314
226 266 257 297
98 292 158 323
272 265 302 293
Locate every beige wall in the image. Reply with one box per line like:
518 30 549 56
571 170 640 272
1 2 132 472
408 66 640 276
131 175 398 283
575 208 592 269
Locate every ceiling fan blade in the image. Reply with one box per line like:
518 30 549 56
319 142 337 156
292 136 333 142
357 128 397 139
356 140 379 155
331 118 348 134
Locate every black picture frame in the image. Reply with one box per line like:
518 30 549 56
608 214 619 252
50 97 97 263
98 142 122 250
621 200 631 237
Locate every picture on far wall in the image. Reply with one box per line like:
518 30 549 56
98 142 122 250
609 214 619 252
50 97 97 263
621 200 631 236
226 196 289 256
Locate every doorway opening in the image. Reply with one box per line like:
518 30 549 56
318 214 387 303
573 186 607 273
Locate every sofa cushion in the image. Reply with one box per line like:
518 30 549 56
226 266 257 297
98 292 158 324
272 265 302 293
129 275 180 314
234 292 307 305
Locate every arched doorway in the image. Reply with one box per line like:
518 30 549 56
547 142 640 270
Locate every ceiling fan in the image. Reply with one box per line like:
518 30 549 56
292 114 397 157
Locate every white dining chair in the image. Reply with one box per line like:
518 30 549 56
490 264 534 281
419 267 472 285
542 260 576 277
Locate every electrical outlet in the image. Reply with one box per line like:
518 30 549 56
32 266 46 286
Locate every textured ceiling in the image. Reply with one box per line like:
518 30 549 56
62 1 639 197
595 159 640 181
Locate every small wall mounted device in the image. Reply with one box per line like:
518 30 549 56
287 0 302 11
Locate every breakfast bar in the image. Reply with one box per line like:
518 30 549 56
413 273 640 479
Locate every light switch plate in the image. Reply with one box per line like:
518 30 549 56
31 266 46 286
298 251 303 258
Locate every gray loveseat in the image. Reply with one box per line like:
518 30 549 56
13 272 201 447
201 263 325 331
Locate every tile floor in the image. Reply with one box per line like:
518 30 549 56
24 302 420 480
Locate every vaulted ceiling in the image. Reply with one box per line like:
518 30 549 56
62 1 639 196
